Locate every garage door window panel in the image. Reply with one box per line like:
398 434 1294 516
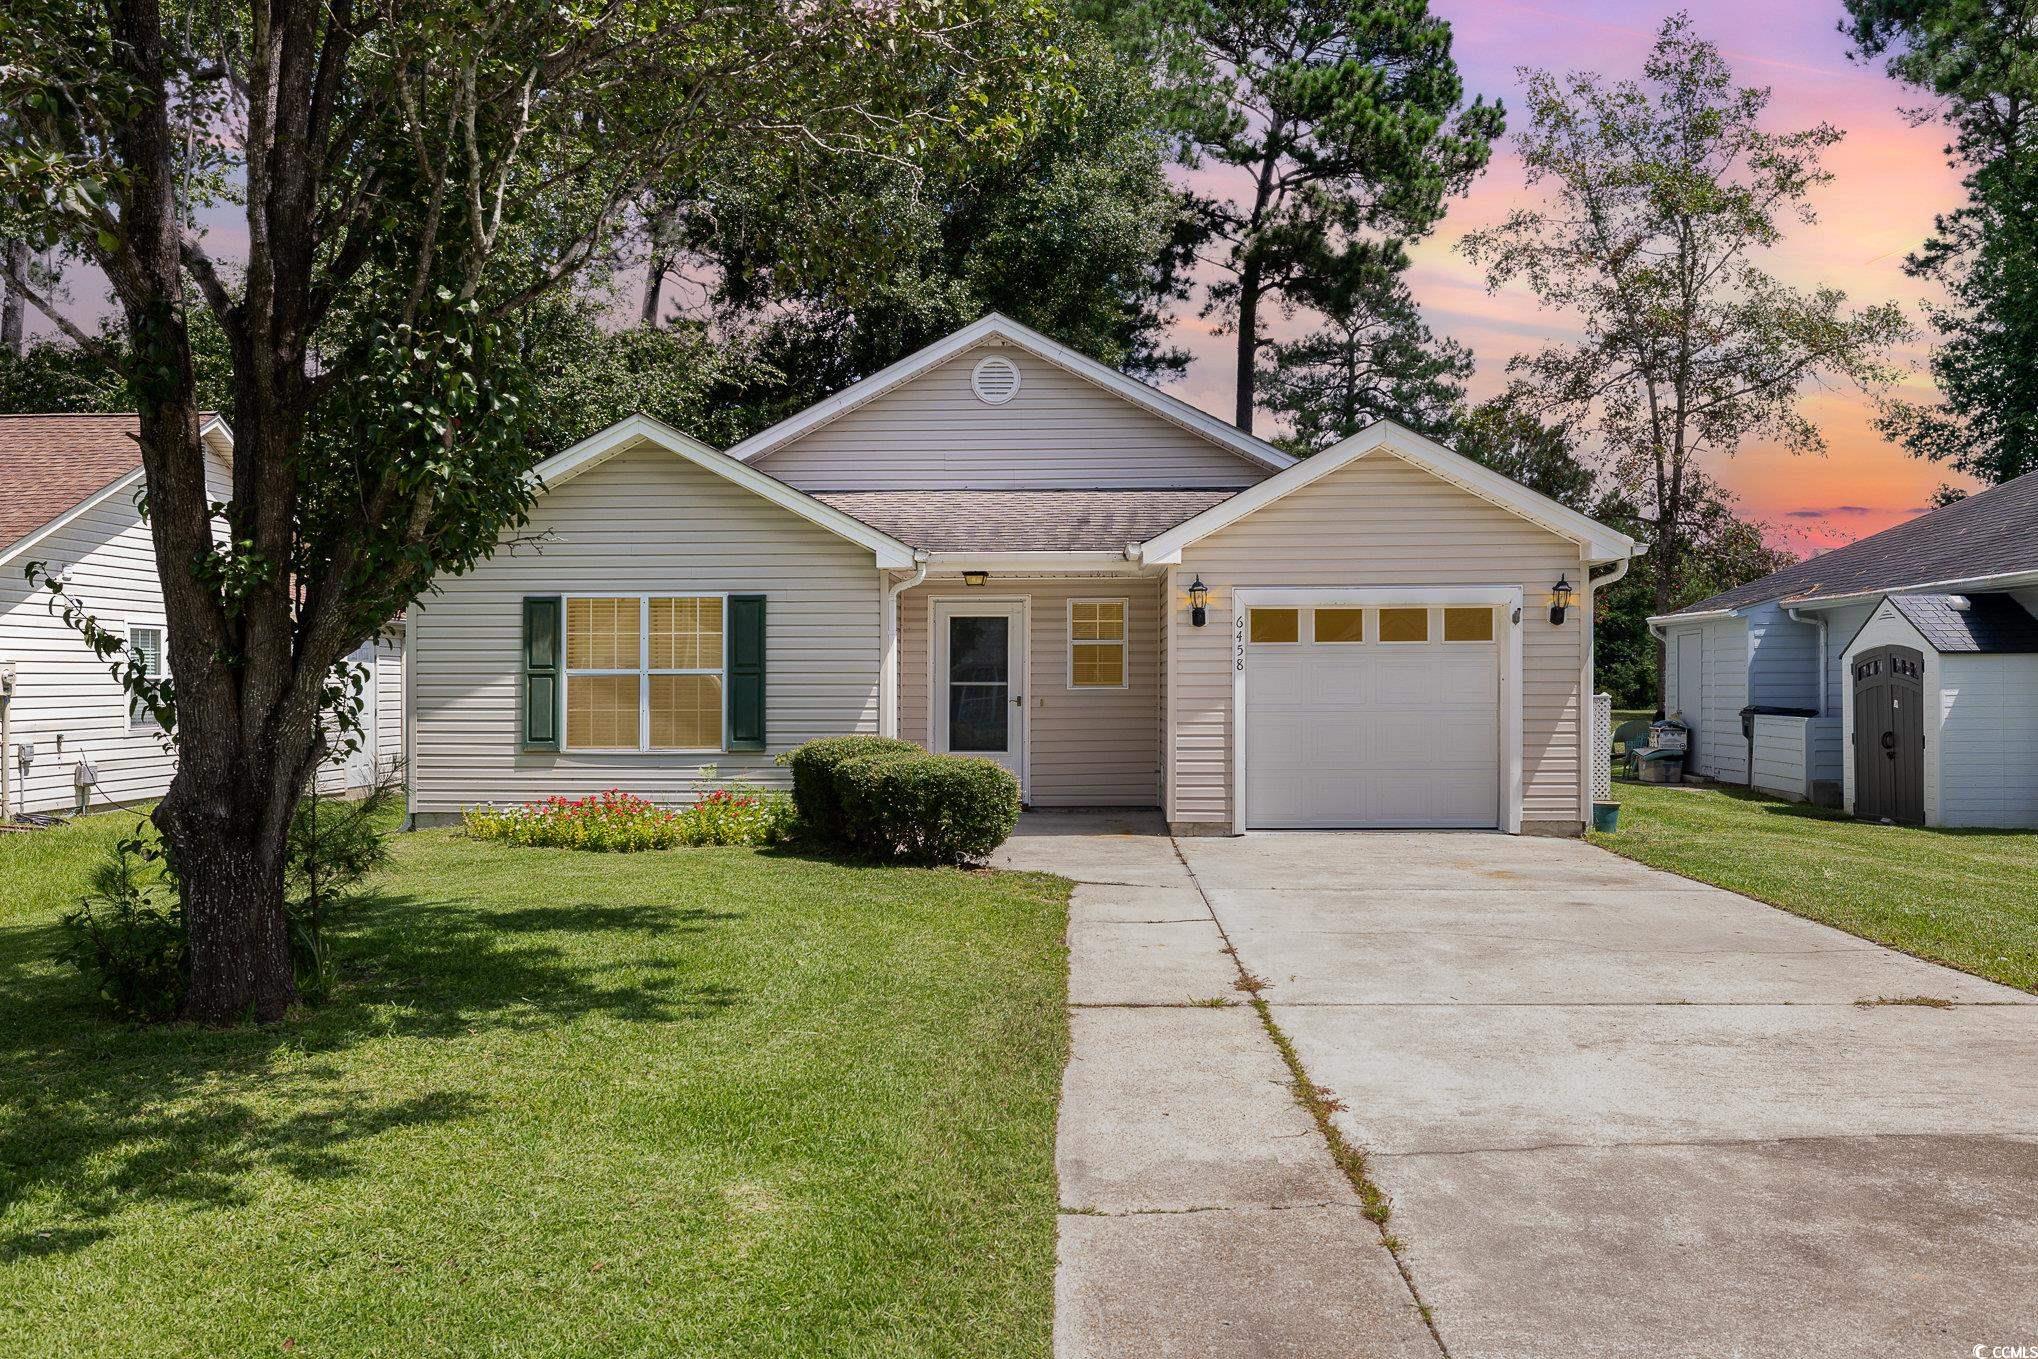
1313 608 1366 644
1249 607 1300 644
1444 607 1495 643
1378 608 1430 643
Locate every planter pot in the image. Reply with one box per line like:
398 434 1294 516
1591 801 1621 833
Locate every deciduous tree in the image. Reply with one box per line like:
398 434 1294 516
0 0 1065 1022
1459 13 1906 693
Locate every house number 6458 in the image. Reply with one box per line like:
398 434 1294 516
1235 614 1246 672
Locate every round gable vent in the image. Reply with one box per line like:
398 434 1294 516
971 354 1022 405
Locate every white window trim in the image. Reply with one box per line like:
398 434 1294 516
1230 586 1524 836
1066 597 1131 691
561 592 729 754
126 622 167 728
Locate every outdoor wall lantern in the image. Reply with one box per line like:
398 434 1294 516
962 570 990 588
1189 576 1209 627
1548 574 1575 625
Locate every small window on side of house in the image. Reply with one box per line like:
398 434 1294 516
129 625 166 725
1069 599 1128 688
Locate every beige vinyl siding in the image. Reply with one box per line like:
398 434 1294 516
409 441 881 813
1166 450 1590 828
900 577 1164 806
750 345 1270 491
0 449 233 815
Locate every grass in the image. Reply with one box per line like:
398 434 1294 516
0 810 1070 1357
1592 778 2038 993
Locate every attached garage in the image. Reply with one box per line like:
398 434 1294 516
1237 590 1517 830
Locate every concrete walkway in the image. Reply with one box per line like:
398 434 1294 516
999 815 2038 1358
993 812 1439 1359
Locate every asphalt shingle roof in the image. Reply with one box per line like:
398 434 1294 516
812 488 1238 553
1889 593 2038 654
0 414 150 556
1669 467 2038 616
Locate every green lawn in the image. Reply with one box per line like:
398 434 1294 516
0 812 1070 1357
1592 779 2038 993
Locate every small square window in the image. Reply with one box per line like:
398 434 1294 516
1443 608 1494 642
1313 608 1365 644
1248 608 1300 644
1069 599 1129 688
1378 608 1429 643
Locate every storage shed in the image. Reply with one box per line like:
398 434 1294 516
1841 592 2038 828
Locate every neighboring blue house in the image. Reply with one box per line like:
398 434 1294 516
1652 470 2038 827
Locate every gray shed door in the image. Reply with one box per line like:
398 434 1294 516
1852 646 1924 825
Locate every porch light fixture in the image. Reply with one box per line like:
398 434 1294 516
1548 574 1575 625
1188 576 1209 628
962 570 990 588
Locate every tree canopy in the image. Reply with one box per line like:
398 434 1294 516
1844 0 2038 491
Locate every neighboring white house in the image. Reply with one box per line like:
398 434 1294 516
1653 468 2038 826
0 414 405 818
408 314 1639 835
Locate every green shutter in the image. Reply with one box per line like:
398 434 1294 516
523 596 562 750
727 594 766 752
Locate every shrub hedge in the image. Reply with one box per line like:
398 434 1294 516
780 736 923 840
784 737 1021 865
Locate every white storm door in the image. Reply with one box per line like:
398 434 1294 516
933 600 1027 791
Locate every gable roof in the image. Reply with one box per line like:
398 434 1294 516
724 314 1297 477
0 412 230 567
812 488 1236 553
1134 418 1638 565
1888 593 2038 654
1665 467 2038 617
529 413 918 568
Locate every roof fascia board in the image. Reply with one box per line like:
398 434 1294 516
1645 607 1740 626
921 550 1153 574
1778 566 2038 611
531 413 917 568
724 313 1297 475
1138 420 1636 564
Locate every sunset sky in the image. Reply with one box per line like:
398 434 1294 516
1163 0 1970 555
22 2 1963 556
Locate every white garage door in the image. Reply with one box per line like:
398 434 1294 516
1243 603 1501 829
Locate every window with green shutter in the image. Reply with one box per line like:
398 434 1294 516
522 596 562 750
727 595 766 751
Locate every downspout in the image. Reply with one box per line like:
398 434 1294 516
881 552 929 738
1785 605 1828 713
1584 555 1633 818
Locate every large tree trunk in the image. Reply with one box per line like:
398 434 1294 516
1 238 25 356
1234 256 1262 432
159 779 299 1021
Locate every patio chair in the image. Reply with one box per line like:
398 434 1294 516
1611 719 1653 779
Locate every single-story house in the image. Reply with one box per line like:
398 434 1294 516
0 413 404 818
1652 468 2038 827
408 314 1638 835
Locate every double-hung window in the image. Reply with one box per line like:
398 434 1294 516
1068 599 1128 689
129 624 167 726
564 595 725 751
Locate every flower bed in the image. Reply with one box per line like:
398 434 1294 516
464 786 794 852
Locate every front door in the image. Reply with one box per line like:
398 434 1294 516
934 600 1026 792
1852 645 1924 824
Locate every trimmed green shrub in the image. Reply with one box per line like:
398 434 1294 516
831 751 1020 865
780 736 923 840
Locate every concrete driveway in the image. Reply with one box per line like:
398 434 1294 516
1003 816 2038 1357
1177 831 2038 1358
